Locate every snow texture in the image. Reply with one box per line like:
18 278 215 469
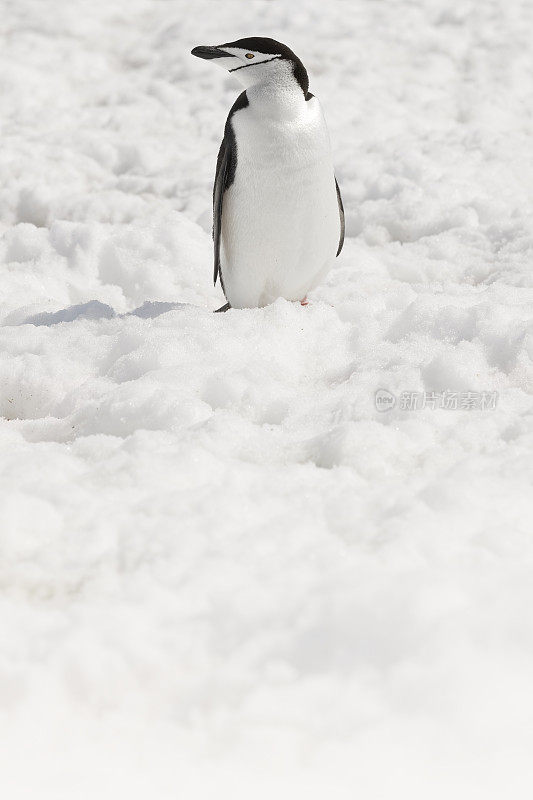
1 1 533 797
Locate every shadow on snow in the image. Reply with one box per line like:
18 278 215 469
20 300 191 326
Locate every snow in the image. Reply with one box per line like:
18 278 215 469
1 0 533 797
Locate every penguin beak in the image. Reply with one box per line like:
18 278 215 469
191 45 232 60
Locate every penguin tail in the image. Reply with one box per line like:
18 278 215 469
214 302 231 313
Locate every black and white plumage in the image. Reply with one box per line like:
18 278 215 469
191 37 344 310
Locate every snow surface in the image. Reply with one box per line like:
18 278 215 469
1 1 533 797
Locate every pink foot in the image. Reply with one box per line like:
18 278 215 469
300 296 309 306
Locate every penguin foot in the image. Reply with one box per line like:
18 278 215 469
214 302 231 313
300 297 309 306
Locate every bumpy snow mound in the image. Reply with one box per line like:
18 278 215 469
1 1 533 798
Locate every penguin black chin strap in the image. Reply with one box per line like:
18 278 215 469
229 55 281 73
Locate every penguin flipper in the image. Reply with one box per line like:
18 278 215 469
213 91 249 290
335 177 345 257
213 138 230 287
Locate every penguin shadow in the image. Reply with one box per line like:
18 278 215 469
18 299 194 327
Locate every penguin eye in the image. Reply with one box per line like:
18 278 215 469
245 53 255 59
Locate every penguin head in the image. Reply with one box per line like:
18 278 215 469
191 37 309 95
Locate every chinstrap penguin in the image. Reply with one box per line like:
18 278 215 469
191 37 344 311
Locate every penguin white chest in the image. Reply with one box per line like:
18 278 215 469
220 97 340 308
